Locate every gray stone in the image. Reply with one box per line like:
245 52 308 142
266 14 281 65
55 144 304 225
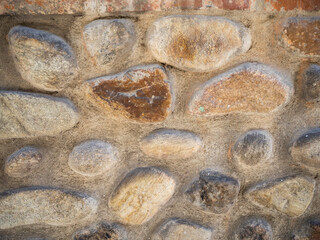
152 218 213 240
233 217 272 240
292 219 320 240
68 140 118 177
0 91 79 139
5 146 42 178
185 170 240 214
83 19 135 67
140 129 202 160
147 15 251 72
302 64 320 101
0 187 98 229
8 26 78 92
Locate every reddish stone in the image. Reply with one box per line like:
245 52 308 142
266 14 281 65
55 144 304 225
265 0 320 11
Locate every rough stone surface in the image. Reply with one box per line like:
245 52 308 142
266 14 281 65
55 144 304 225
188 62 293 115
68 140 118 177
232 130 273 166
8 26 78 92
140 129 202 160
109 167 176 225
233 217 272 240
290 128 320 169
246 176 315 217
0 187 98 229
301 64 320 102
86 64 172 122
264 0 320 11
280 17 320 56
292 219 320 240
147 15 251 72
185 170 240 214
83 19 135 67
152 218 213 240
4 146 42 178
0 91 79 139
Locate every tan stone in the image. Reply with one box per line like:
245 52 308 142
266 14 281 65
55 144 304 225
109 167 176 225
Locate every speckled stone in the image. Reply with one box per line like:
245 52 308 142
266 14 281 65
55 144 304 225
301 64 320 101
233 217 272 240
292 219 320 240
147 15 251 72
86 64 172 122
246 176 315 217
185 170 240 214
8 26 77 92
188 62 293 115
109 167 176 225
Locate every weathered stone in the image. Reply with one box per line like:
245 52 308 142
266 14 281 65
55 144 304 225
0 187 98 229
8 26 78 92
86 64 172 122
290 128 320 168
83 19 135 67
68 140 118 177
264 0 320 11
109 167 176 225
280 17 320 56
185 170 240 214
301 64 320 102
233 217 272 240
188 62 293 115
232 130 273 166
147 15 251 72
246 176 315 217
4 146 42 178
140 129 202 160
0 91 79 139
292 219 320 240
152 218 213 240
73 222 126 240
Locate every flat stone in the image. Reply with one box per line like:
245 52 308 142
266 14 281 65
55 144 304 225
264 0 320 11
185 170 240 214
188 62 293 115
86 64 172 122
109 167 176 225
147 15 251 72
246 176 315 217
68 140 118 177
4 146 42 178
83 19 135 67
140 129 202 160
0 187 98 229
292 219 320 240
232 130 273 166
301 64 320 102
0 91 79 139
280 17 320 56
8 26 78 92
233 217 272 240
290 128 320 168
152 218 213 240
73 222 126 240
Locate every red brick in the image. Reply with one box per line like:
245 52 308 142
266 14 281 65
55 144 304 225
264 0 320 11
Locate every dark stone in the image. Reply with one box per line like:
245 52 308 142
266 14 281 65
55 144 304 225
233 217 272 240
292 219 320 240
302 64 320 101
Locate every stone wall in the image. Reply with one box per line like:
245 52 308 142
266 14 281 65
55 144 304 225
0 0 320 239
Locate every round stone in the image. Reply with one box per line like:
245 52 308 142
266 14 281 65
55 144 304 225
68 140 118 177
292 219 320 240
233 217 272 240
301 64 320 101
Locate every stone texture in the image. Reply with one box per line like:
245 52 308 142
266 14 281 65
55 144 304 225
152 218 213 240
68 140 118 177
233 217 272 240
8 26 78 92
83 19 135 67
301 64 320 102
186 170 240 214
0 91 79 139
292 219 320 240
147 15 251 72
0 187 98 229
73 222 126 240
140 129 202 160
290 128 320 168
232 130 273 166
264 0 320 11
4 146 42 178
246 176 315 217
86 64 172 122
109 167 176 225
279 17 320 56
188 62 293 115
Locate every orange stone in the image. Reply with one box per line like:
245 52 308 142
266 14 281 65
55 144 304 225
265 0 320 11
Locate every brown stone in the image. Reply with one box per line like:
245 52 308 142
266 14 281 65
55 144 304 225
292 219 320 240
86 64 172 122
233 217 272 240
188 62 293 115
264 0 320 11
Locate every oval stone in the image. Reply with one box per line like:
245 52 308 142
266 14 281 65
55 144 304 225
140 129 202 160
8 26 78 92
0 187 98 229
301 64 320 101
188 62 293 115
233 217 272 240
292 219 320 240
109 167 176 225
147 15 251 72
